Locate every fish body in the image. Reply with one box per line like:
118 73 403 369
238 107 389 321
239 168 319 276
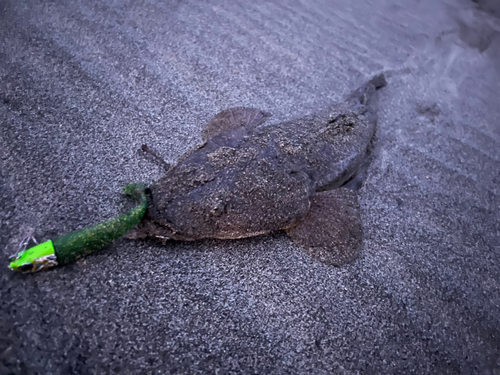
133 75 386 264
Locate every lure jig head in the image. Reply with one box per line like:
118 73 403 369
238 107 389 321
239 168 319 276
9 240 58 272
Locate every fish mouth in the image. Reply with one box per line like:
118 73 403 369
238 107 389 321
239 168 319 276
123 217 174 240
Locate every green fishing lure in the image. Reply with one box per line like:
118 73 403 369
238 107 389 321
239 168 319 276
9 183 148 273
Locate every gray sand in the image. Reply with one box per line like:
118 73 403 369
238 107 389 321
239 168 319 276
1 0 499 373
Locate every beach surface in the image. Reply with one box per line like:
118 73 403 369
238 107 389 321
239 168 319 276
1 0 499 373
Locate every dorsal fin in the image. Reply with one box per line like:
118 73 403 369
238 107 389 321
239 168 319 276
202 107 271 142
285 189 362 266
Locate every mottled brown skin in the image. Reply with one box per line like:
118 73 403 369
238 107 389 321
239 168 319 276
131 75 386 265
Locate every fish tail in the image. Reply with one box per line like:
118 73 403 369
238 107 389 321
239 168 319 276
369 74 387 90
346 74 386 111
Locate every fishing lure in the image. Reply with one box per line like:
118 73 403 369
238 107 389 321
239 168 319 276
9 183 148 272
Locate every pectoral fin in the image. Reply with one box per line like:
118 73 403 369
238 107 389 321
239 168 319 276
202 107 271 141
285 189 362 266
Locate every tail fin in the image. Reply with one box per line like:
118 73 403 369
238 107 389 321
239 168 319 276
369 74 387 90
345 74 387 111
